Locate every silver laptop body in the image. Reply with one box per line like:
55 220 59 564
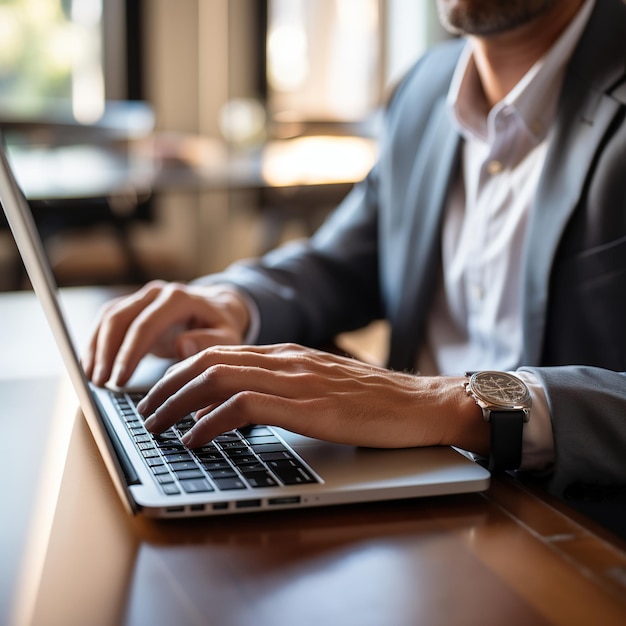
0 137 490 518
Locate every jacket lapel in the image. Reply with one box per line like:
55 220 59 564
388 101 462 371
521 0 626 365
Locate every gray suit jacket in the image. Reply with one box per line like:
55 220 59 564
203 0 626 514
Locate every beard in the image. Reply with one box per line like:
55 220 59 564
436 0 562 36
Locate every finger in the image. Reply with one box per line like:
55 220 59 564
82 296 125 380
176 327 242 359
142 355 324 437
110 283 247 386
181 393 321 448
88 286 164 385
137 351 211 417
192 404 222 422
109 284 201 386
139 342 365 420
176 342 347 374
140 363 287 433
110 305 181 386
137 344 313 416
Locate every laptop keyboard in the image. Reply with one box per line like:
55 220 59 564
111 392 320 496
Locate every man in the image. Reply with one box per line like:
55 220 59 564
84 0 626 533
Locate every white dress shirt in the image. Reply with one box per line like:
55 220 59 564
417 0 595 470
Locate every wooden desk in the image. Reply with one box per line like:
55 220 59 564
2 288 626 626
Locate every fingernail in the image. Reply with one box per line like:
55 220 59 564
144 415 157 431
181 430 195 447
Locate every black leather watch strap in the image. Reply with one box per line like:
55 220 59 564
488 410 525 472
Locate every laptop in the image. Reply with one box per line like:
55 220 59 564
0 137 490 518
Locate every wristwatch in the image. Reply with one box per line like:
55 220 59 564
464 371 531 472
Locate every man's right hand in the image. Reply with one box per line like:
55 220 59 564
82 280 251 388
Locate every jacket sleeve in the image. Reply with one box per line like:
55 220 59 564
193 166 384 346
520 365 626 499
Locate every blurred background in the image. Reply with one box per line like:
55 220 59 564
0 0 448 291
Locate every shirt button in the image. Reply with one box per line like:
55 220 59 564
487 160 503 175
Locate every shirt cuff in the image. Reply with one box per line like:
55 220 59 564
514 370 555 471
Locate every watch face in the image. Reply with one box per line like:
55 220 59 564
469 371 531 407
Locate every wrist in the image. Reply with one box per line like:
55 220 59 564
204 285 252 342
439 377 490 457
221 289 251 341
412 376 488 455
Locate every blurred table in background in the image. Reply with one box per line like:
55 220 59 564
1 104 377 289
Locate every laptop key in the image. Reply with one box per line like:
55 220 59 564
195 443 219 453
207 468 238 479
249 443 290 454
268 460 317 484
161 483 181 495
140 448 161 459
200 461 232 472
159 441 188 450
242 471 279 488
219 441 248 450
150 464 170 475
195 451 223 462
174 469 205 480
213 477 247 490
232 461 266 472
224 452 257 464
154 432 180 443
245 435 282 445
175 417 195 434
180 478 214 494
163 452 193 463
214 431 241 442
169 460 200 472
240 426 273 437
258 451 295 462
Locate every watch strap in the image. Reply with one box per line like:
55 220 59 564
488 410 525 472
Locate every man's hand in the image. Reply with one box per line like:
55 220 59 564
137 343 488 454
82 280 251 388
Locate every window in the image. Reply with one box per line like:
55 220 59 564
0 0 108 123
264 0 447 126
0 0 140 125
267 0 381 124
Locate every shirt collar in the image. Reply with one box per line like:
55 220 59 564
447 0 596 144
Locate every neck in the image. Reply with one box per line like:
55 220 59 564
470 0 585 108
